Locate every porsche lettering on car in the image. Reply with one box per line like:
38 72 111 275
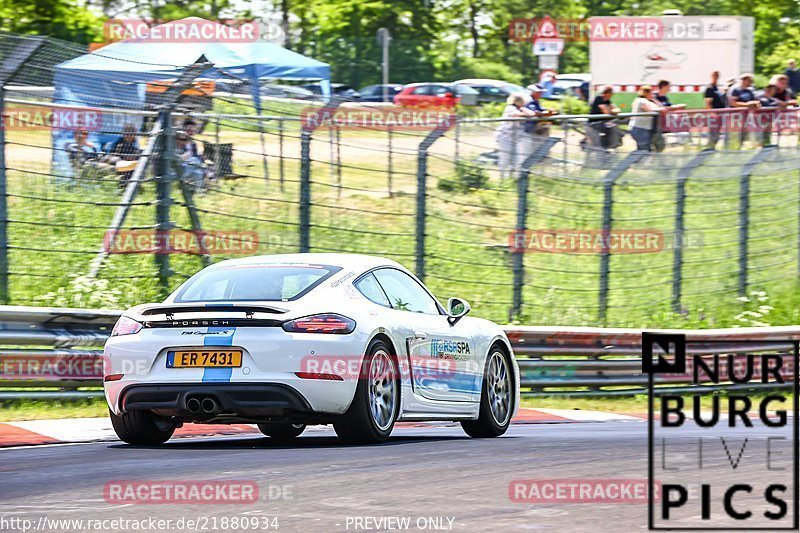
103 253 519 445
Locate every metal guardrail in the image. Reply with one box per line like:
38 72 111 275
0 306 796 398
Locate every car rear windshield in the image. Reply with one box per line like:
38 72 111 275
174 264 342 302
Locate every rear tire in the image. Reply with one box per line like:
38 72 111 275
109 409 176 445
334 339 399 444
258 423 306 443
461 346 514 438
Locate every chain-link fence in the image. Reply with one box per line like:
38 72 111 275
1 33 799 326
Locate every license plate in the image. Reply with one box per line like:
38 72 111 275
167 349 243 368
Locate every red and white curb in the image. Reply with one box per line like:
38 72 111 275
0 409 642 448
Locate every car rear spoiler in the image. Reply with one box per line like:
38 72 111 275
139 304 289 317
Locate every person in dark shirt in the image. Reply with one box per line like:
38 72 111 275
588 86 622 149
105 123 142 188
785 60 800 94
590 86 619 115
728 74 760 108
108 123 141 160
771 74 797 107
655 80 686 109
757 84 780 107
704 71 726 109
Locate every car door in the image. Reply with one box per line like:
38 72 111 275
371 268 479 402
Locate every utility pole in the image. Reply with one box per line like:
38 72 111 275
377 28 391 102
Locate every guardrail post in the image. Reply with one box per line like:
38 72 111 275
155 107 176 296
415 121 450 282
511 138 559 321
738 146 775 296
599 151 645 324
0 36 44 304
672 150 713 313
299 127 311 253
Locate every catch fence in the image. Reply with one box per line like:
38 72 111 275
0 33 799 326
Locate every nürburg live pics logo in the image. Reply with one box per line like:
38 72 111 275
643 332 799 529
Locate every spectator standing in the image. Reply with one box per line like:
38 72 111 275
494 94 535 179
785 60 800 94
728 74 760 108
655 80 686 109
704 71 727 149
758 84 780 108
629 85 663 151
770 74 797 107
590 86 619 115
522 84 557 158
703 70 728 149
704 71 727 109
588 86 622 149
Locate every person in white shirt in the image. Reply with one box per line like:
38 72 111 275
495 94 536 178
629 85 664 151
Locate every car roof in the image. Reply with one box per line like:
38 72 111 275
455 78 509 86
208 253 403 272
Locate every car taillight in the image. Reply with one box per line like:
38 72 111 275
111 316 143 336
282 314 356 334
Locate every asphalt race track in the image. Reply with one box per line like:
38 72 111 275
0 421 792 532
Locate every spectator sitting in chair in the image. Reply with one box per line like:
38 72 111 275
104 123 142 188
655 80 686 110
67 128 105 181
176 131 207 189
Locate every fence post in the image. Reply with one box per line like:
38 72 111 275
454 118 460 164
278 118 285 192
415 123 450 281
299 127 312 253
672 150 714 313
387 125 393 197
155 107 176 296
738 146 775 296
598 151 645 324
511 138 559 320
0 36 44 304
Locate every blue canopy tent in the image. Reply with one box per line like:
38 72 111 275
53 17 331 177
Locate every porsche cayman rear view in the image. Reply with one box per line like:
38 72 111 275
103 253 519 444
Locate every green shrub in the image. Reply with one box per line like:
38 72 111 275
438 160 490 193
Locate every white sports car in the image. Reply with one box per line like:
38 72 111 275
104 253 519 444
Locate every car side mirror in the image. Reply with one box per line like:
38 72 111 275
447 297 470 325
443 92 454 98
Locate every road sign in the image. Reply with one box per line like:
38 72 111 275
533 38 565 56
538 55 559 70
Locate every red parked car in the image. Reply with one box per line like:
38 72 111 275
394 83 478 109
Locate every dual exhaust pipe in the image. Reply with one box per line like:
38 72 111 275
186 396 220 415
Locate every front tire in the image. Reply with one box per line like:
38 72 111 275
334 339 399 444
258 423 306 443
109 409 176 445
461 347 514 438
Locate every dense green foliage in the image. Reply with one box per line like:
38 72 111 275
2 0 799 86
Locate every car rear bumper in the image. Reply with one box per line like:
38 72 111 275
116 382 317 422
